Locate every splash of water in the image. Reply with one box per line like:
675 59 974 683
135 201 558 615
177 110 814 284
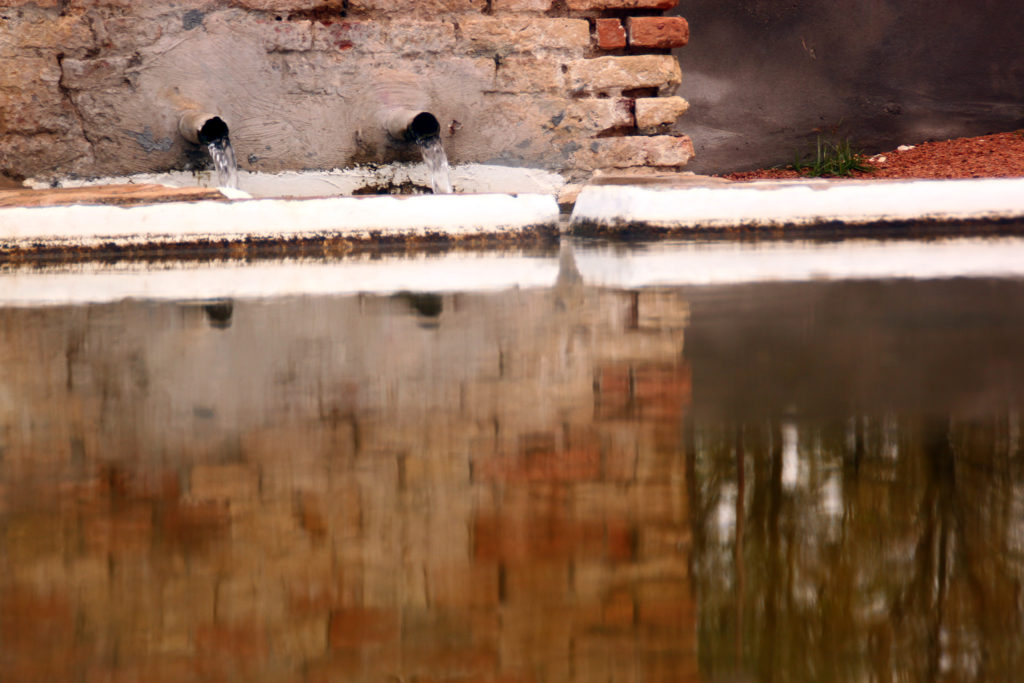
207 137 239 190
418 136 453 194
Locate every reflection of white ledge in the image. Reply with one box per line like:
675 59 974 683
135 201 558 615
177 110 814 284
8 236 1024 307
0 192 560 249
570 177 1024 231
0 252 561 306
573 237 1024 287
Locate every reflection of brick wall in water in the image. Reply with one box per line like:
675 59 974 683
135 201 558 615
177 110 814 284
0 286 695 681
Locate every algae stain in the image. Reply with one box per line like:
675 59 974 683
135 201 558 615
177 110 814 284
125 127 174 153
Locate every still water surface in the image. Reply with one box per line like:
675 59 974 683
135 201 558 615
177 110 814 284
2 240 1023 682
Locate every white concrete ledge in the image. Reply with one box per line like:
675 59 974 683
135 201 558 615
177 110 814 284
570 177 1024 231
0 192 560 249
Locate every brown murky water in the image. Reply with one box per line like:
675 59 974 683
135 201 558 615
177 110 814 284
1 266 1023 682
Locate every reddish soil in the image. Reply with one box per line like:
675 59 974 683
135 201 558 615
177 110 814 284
724 130 1024 181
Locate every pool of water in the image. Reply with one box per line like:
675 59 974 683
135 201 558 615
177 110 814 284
2 238 1023 681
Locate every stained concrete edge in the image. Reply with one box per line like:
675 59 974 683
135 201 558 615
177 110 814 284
27 164 569 199
569 177 1024 232
0 192 561 251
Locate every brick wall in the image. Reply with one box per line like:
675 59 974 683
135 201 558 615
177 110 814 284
0 284 696 680
0 0 691 181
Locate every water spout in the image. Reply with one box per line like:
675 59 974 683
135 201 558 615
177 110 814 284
179 111 239 189
380 108 453 194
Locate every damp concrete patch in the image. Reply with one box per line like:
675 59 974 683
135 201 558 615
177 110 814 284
28 163 568 199
0 192 560 253
570 177 1024 233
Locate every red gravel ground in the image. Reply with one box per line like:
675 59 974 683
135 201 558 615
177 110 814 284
724 130 1024 181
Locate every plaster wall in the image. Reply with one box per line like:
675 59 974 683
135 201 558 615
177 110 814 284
672 0 1024 173
0 0 693 182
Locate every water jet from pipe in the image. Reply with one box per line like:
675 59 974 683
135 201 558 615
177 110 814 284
380 108 453 195
179 111 239 190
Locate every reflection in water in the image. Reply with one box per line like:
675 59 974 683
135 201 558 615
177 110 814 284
2 260 1024 681
692 417 1024 683
686 280 1024 683
0 274 694 681
202 299 234 329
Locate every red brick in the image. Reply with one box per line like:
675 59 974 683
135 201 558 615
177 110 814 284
638 599 693 627
83 504 154 554
602 589 636 626
402 646 499 678
567 0 677 9
0 587 82 682
0 586 74 650
634 363 692 420
297 492 327 539
627 16 690 49
427 563 501 607
189 463 258 503
348 0 485 12
306 647 401 682
193 622 271 681
83 659 198 683
595 18 626 50
574 587 636 629
161 499 230 544
412 676 539 683
288 574 346 614
605 519 636 562
493 0 552 9
195 622 269 660
502 562 572 603
474 446 600 483
474 516 609 562
328 607 400 648
102 465 180 502
0 0 60 7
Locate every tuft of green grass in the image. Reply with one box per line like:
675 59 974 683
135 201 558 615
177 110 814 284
791 137 873 177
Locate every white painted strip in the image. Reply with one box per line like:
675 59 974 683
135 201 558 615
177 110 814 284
0 252 560 306
573 236 1024 287
570 178 1024 230
0 193 559 248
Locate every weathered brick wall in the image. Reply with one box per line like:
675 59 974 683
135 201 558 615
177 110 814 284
0 0 692 181
0 285 696 680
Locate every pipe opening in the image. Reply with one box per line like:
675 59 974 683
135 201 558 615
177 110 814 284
406 112 440 144
197 116 230 145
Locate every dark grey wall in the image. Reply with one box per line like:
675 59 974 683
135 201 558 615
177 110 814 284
671 0 1024 173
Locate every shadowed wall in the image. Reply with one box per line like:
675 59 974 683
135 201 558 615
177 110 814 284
671 0 1024 173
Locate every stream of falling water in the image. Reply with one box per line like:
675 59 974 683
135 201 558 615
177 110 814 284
207 137 239 189
419 137 453 194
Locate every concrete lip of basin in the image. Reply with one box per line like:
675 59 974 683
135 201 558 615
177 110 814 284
570 176 1024 233
0 190 561 254
0 163 568 254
